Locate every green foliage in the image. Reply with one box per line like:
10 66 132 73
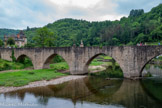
129 9 144 17
0 59 25 71
0 69 67 87
7 37 15 46
135 33 148 43
90 66 123 78
24 43 35 48
141 78 162 101
33 27 57 47
105 66 123 78
144 72 152 77
127 41 134 45
53 55 65 63
18 57 33 68
11 49 16 62
0 29 19 39
0 39 4 47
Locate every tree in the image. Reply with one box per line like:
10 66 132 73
10 49 16 62
27 26 30 31
129 9 144 17
7 37 15 46
0 39 4 47
33 27 57 47
135 33 148 44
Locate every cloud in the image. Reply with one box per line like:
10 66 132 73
0 0 161 29
46 0 123 21
0 0 57 29
49 0 101 8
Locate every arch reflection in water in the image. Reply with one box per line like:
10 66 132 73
1 77 162 108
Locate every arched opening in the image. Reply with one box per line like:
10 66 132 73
141 54 162 77
0 54 33 71
17 55 33 69
43 54 69 73
84 53 123 78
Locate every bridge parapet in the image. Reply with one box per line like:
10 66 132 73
0 46 161 78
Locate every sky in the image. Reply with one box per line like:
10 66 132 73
0 0 161 29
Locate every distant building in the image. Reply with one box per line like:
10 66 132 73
4 31 27 48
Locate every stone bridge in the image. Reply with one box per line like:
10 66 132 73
0 46 162 78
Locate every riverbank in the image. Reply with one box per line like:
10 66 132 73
0 75 87 93
0 69 68 87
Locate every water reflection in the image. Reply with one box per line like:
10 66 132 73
0 76 162 108
141 77 162 102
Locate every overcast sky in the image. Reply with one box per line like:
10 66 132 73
0 0 161 29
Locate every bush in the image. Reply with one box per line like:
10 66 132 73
53 55 65 63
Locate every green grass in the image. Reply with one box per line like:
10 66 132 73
90 57 120 67
0 59 25 71
0 69 67 87
90 61 104 66
103 56 112 60
50 62 69 70
146 41 162 45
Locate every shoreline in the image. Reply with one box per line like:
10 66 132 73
0 75 87 94
0 66 102 94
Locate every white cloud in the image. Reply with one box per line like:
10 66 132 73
49 0 101 8
0 0 161 29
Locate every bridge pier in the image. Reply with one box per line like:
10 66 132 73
0 46 161 79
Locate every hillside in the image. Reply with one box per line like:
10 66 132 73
0 29 19 40
0 4 161 47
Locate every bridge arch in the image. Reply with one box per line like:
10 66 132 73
83 53 106 72
43 53 70 70
16 54 34 68
83 53 124 75
140 54 162 77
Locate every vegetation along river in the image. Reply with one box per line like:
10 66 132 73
0 65 162 108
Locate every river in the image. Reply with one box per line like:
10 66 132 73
0 65 162 108
0 77 162 108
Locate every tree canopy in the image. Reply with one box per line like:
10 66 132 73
33 27 57 47
7 37 15 46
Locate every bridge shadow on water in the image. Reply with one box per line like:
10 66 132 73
1 76 162 108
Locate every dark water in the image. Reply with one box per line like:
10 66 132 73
0 75 162 108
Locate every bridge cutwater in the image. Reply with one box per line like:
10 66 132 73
0 46 162 78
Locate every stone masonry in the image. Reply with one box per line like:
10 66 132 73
0 46 161 78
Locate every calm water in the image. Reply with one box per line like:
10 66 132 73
0 64 162 108
0 75 162 108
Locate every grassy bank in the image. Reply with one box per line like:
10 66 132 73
50 62 69 70
0 69 67 87
0 61 70 87
0 59 26 71
89 66 123 78
0 58 34 71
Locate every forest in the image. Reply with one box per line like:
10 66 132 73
0 4 161 47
